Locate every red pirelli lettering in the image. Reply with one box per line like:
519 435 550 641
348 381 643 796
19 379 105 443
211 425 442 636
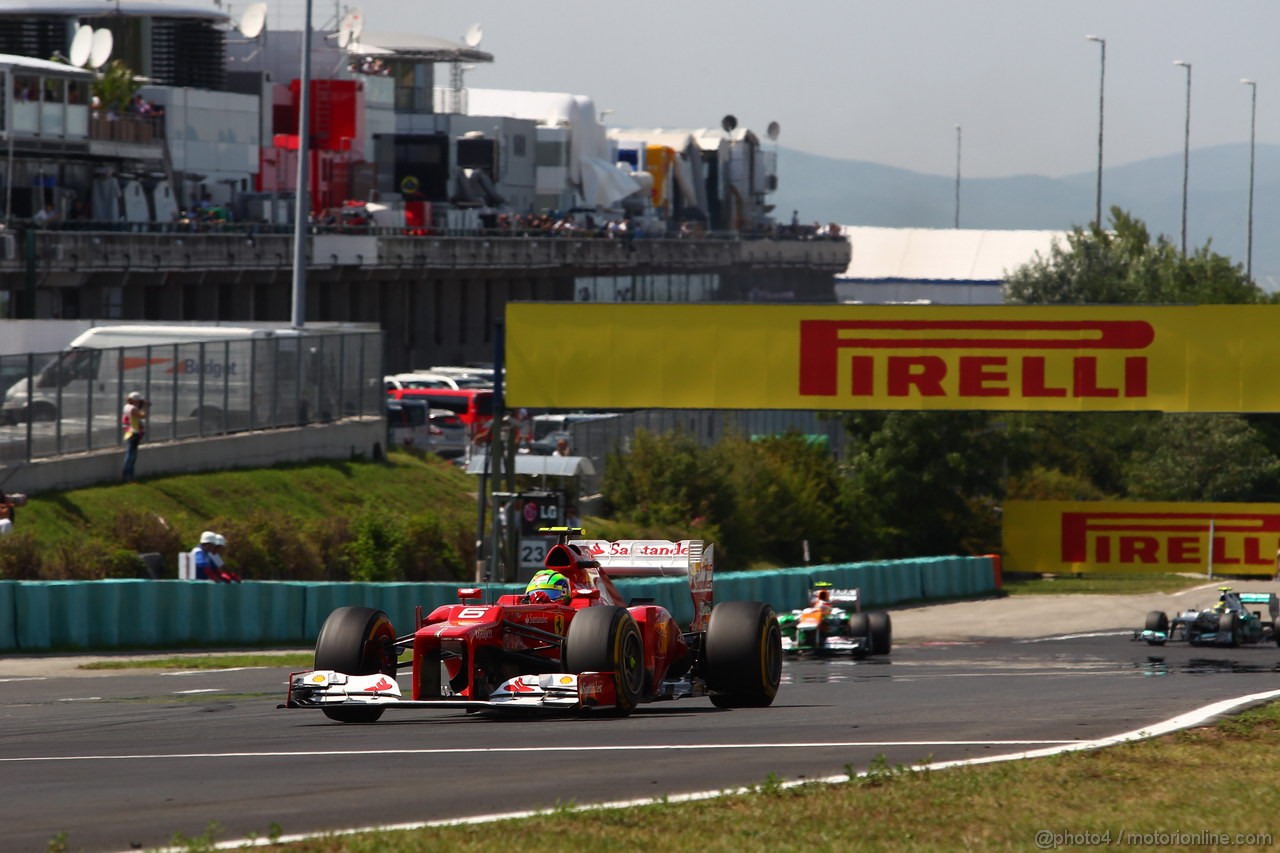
799 319 1156 398
1061 511 1280 567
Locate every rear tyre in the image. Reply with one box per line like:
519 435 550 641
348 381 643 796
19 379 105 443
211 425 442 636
314 606 397 723
846 612 870 659
705 601 782 709
563 606 645 715
1273 618 1280 648
867 611 892 656
29 402 57 423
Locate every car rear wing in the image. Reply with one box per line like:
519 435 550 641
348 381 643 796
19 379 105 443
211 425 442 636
1237 592 1280 620
829 588 862 611
571 538 715 632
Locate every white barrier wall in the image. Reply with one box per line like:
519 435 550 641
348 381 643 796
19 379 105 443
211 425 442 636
4 418 385 495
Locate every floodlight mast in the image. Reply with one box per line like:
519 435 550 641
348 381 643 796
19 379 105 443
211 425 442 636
291 0 313 328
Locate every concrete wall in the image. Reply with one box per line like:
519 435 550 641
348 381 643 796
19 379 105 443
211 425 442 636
4 418 385 494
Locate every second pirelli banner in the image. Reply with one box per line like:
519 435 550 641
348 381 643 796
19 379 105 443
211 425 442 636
505 303 1280 412
1004 501 1280 576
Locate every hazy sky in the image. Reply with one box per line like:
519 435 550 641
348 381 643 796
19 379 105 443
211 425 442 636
256 0 1278 179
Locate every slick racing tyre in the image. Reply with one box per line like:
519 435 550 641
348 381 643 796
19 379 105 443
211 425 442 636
563 606 645 715
1274 618 1280 648
847 612 870 658
314 606 397 723
705 600 782 709
867 611 892 656
1144 611 1169 645
1217 612 1241 648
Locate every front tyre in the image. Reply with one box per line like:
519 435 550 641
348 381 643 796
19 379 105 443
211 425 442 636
314 606 397 723
1217 612 1241 648
705 601 782 709
563 606 645 715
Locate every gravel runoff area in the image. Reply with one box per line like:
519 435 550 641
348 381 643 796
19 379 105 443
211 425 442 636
3 577 1279 678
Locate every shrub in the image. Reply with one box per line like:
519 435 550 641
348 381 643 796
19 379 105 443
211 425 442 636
109 507 185 558
0 530 40 579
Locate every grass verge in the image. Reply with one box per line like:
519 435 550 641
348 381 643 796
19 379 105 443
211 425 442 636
79 652 313 670
223 699 1280 852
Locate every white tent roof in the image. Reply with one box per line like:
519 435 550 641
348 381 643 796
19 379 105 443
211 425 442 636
0 52 94 77
348 31 493 63
838 226 1069 282
465 455 596 477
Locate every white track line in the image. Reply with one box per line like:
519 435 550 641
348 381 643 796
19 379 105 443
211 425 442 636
124 687 1280 853
1016 631 1134 643
3 740 1076 763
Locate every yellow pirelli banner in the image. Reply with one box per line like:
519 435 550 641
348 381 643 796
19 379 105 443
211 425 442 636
1004 501 1280 576
505 303 1280 412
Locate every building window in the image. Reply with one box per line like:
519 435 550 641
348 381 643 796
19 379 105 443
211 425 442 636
14 75 37 103
512 134 526 158
43 77 64 103
535 140 566 167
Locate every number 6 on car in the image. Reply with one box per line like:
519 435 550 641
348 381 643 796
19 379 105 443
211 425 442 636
282 529 782 721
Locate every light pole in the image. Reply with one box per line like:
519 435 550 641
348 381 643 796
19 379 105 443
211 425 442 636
291 0 314 328
954 124 961 229
1174 60 1191 256
1241 78 1257 280
1086 35 1105 230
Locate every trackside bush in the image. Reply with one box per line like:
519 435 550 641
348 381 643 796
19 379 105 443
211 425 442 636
603 429 857 570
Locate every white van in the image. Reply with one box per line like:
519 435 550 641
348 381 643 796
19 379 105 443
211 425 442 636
1 324 307 426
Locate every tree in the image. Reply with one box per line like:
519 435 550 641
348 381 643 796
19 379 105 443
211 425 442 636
841 411 1029 558
1004 207 1271 306
92 60 140 113
1002 207 1280 503
1124 414 1280 501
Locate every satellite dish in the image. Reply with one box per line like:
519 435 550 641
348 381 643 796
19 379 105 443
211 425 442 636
721 114 738 134
89 28 114 70
463 23 483 48
338 8 364 48
69 24 93 68
238 3 268 39
766 121 781 141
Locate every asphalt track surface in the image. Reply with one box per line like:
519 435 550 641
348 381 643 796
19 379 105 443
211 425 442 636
3 585 1280 852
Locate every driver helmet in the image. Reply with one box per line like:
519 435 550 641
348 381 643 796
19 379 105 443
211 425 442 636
525 569 570 602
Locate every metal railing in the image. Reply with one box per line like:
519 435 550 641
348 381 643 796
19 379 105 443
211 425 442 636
0 329 382 464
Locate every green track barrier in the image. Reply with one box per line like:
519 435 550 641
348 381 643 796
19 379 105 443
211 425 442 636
0 580 18 651
0 557 995 652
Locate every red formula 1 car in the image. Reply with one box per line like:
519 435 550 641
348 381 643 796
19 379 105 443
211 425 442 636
283 530 782 721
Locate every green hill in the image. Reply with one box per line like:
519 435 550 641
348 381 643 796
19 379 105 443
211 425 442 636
0 451 479 582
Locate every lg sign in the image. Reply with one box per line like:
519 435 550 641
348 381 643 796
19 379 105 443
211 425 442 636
798 319 1155 400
